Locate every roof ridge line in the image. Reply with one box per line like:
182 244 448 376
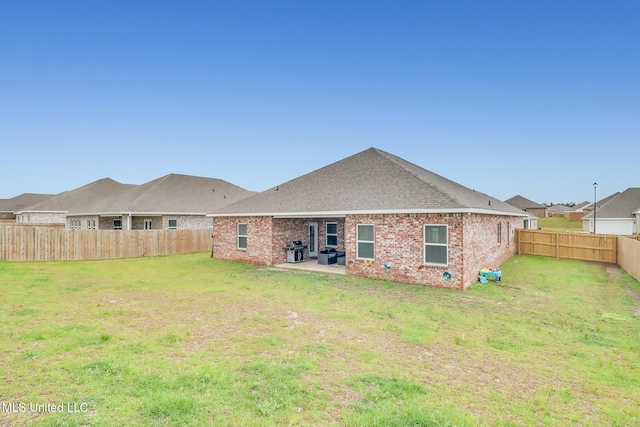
374 148 470 206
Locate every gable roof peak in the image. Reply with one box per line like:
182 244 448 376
213 147 525 216
504 195 545 209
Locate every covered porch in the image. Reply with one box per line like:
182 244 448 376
274 216 347 266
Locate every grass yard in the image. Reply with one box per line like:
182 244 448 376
537 217 584 232
1 254 639 426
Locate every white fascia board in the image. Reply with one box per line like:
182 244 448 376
209 208 529 218
14 210 68 215
126 212 206 216
67 212 207 217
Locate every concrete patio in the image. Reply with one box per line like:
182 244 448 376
273 258 346 275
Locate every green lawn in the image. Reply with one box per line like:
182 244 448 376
538 217 584 232
1 254 639 426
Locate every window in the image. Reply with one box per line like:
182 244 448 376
70 219 81 229
497 222 502 244
238 223 247 249
114 219 122 230
144 219 153 230
87 219 96 230
168 219 178 229
326 222 338 247
424 225 448 265
357 224 374 259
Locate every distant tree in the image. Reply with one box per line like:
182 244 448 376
545 202 576 208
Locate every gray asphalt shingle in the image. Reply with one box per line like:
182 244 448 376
212 147 525 216
18 174 254 215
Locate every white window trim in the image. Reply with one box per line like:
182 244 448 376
356 223 375 260
424 224 448 266
237 223 248 250
326 222 338 248
114 219 122 230
168 219 178 229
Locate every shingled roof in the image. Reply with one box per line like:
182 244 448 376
18 174 255 215
76 174 255 215
504 195 545 210
211 147 526 217
15 178 132 213
0 193 55 213
582 188 640 219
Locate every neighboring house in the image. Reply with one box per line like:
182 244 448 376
504 195 547 219
209 148 528 290
580 192 620 217
573 201 590 211
16 178 134 225
582 188 640 235
66 174 255 230
0 193 54 221
16 174 254 230
547 204 572 218
563 201 591 220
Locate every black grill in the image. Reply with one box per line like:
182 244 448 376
284 240 307 263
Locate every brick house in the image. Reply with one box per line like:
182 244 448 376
210 148 528 290
16 174 254 230
504 195 547 220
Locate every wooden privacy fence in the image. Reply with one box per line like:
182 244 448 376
0 226 212 261
515 229 618 264
618 236 640 283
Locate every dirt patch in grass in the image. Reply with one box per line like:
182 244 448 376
602 263 623 279
601 263 640 315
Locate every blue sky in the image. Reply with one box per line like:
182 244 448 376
1 1 638 205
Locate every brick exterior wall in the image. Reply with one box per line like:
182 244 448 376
66 214 213 230
314 219 346 251
212 216 274 264
162 215 212 230
343 213 462 288
526 207 547 218
565 211 587 221
344 213 519 289
99 217 123 230
212 213 521 290
461 214 521 289
18 213 66 224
